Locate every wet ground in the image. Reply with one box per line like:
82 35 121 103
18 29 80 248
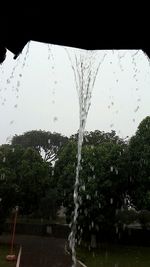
0 234 77 267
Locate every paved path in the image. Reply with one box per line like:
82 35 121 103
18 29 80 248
0 234 75 267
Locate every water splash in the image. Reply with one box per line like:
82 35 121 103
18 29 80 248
66 49 106 267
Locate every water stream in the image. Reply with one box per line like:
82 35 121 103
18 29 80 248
66 49 106 267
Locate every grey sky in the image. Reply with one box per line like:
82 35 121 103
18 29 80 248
0 41 150 145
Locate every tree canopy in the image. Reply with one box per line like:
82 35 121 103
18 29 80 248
128 116 150 210
1 118 150 240
11 130 68 162
54 130 129 237
0 143 56 225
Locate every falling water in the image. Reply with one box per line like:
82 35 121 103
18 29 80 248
0 42 30 107
21 42 30 69
14 42 30 96
47 44 59 125
131 50 141 124
66 49 106 267
6 42 30 86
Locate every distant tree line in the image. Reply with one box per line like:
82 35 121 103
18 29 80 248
0 117 150 240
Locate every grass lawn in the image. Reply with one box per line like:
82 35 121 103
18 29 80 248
0 244 17 267
77 243 150 267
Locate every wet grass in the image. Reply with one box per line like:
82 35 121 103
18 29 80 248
77 243 150 267
0 244 16 267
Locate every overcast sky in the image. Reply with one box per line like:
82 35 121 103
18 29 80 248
0 41 150 145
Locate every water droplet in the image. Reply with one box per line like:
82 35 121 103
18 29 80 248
90 165 94 171
95 191 98 197
14 104 18 108
7 79 10 84
99 203 101 208
10 120 14 125
134 106 140 112
17 81 20 87
86 195 91 200
110 166 113 172
115 169 118 175
110 198 113 204
81 185 85 191
53 116 58 122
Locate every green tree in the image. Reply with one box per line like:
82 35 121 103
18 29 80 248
0 144 23 232
54 130 128 239
17 147 51 215
0 143 58 229
128 116 150 210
